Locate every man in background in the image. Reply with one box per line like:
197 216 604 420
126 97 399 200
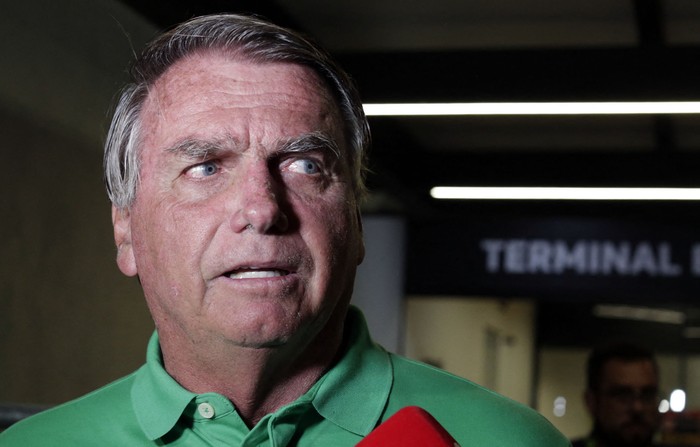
572 343 661 447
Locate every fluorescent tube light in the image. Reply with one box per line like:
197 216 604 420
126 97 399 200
430 187 700 201
593 305 685 325
363 102 700 116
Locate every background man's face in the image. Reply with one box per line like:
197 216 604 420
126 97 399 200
113 52 364 351
586 359 660 446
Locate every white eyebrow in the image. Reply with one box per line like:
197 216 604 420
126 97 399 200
279 131 341 160
165 136 236 160
164 132 341 160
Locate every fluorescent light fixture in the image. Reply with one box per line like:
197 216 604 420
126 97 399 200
592 304 685 325
430 187 700 201
363 101 700 116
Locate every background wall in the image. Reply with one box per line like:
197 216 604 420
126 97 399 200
404 296 536 406
351 216 406 353
0 0 156 405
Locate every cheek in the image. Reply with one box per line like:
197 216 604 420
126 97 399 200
131 199 212 280
131 205 218 324
304 197 361 270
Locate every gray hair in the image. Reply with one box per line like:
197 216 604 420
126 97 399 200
104 14 370 209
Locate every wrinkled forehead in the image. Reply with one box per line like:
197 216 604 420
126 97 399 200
150 50 336 111
139 50 345 148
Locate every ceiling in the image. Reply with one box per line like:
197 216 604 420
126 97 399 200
116 2 700 351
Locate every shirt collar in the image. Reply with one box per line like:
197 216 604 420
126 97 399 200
131 332 197 440
129 306 392 440
311 306 393 436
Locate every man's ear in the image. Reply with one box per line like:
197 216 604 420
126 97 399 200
112 205 138 277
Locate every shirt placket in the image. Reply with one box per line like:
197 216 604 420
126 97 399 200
190 394 248 446
241 402 310 447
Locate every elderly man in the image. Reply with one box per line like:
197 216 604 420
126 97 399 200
572 343 661 447
1 14 568 446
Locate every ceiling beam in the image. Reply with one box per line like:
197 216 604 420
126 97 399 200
336 47 700 102
369 148 700 188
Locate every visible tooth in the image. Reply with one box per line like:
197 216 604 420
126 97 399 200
229 270 284 279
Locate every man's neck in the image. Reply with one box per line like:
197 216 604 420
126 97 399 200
158 321 345 427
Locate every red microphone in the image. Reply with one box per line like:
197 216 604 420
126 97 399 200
356 406 460 446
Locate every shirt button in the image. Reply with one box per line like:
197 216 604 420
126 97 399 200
198 402 215 419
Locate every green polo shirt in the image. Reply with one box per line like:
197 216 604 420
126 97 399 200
0 307 569 446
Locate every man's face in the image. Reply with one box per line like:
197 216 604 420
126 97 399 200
113 52 364 351
586 359 660 447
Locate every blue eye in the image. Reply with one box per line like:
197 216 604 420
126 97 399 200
187 161 219 178
289 158 321 175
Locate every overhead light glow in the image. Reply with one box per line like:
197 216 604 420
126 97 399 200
553 396 567 418
363 101 700 116
430 187 700 201
670 389 686 412
592 305 686 325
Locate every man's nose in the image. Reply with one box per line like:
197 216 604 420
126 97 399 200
230 163 289 234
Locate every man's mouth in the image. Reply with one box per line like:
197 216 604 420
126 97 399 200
227 268 290 279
